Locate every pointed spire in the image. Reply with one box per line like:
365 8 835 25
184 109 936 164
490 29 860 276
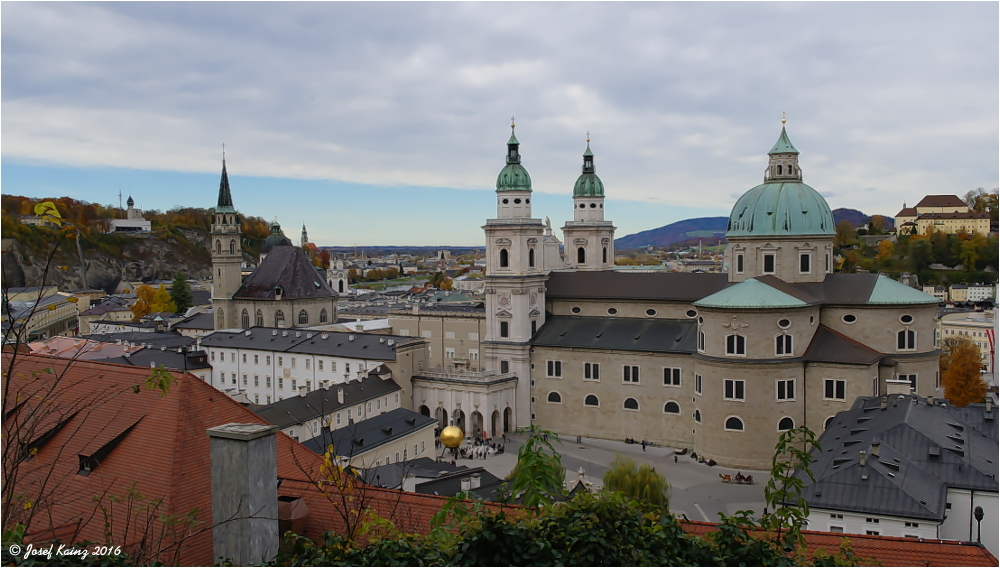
216 145 235 212
768 114 799 155
582 133 595 173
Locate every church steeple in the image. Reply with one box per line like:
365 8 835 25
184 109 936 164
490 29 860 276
765 114 802 182
301 223 309 247
217 148 235 212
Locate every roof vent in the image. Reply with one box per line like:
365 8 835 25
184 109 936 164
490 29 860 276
272 330 278 336
379 337 385 343
406 417 416 426
928 445 940 457
245 330 251 336
349 335 355 341
282 331 288 337
387 339 394 346
295 331 301 338
307 333 314 339
382 426 393 435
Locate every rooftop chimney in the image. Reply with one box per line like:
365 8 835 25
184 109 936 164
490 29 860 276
298 386 307 398
870 440 881 458
207 423 279 565
470 473 481 489
859 450 867 467
460 477 471 492
337 388 344 405
885 379 911 396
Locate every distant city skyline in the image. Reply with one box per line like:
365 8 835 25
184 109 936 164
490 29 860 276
2 3 997 246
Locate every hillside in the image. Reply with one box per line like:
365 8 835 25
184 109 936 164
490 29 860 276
615 208 896 250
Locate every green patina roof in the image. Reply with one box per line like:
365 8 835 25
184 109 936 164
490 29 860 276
867 275 939 305
693 278 810 309
573 141 604 197
727 182 835 237
769 126 799 155
508 130 519 145
497 126 532 192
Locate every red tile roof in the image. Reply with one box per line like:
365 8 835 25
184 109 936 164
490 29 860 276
915 195 967 208
895 206 918 217
681 520 998 566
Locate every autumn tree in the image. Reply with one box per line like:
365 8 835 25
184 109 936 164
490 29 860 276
875 239 895 263
151 284 177 313
169 272 193 314
940 337 987 407
131 284 157 321
602 455 669 509
868 215 888 235
834 220 856 247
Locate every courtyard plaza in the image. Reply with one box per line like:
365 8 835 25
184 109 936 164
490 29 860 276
451 434 769 523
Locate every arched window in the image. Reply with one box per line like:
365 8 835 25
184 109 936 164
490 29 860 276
319 308 328 323
725 334 746 355
241 309 249 329
547 391 562 404
725 416 744 431
217 308 225 328
298 310 309 324
623 397 639 410
338 280 345 293
897 329 915 350
528 248 535 267
778 417 794 431
577 247 586 264
603 247 608 264
694 409 701 423
584 394 599 407
255 310 263 327
215 240 222 254
274 310 285 327
229 239 236 254
499 249 509 268
664 401 680 414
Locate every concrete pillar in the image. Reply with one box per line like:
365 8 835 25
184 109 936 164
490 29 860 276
208 423 280 565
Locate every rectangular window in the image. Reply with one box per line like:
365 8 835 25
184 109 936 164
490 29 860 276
865 531 879 536
254 394 259 404
254 375 259 387
254 354 259 364
346 363 350 373
331 361 337 372
278 356 283 366
799 253 810 273
242 354 247 363
695 374 703 395
278 377 284 389
266 395 271 404
445 347 456 359
500 321 509 338
306 380 312 391
584 362 600 381
318 360 324 371
825 253 830 272
421 330 432 338
899 373 917 391
231 353 235 362
291 379 297 390
469 332 479 340
829 514 844 519
336 412 342 425
777 379 795 401
291 357 296 368
865 518 880 524
501 360 509 374
546 360 562 378
724 379 745 401
445 331 455 339
905 522 919 528
736 253 744 273
829 526 844 533
399 329 410 337
211 351 215 361
242 374 248 386
469 349 479 360
775 334 792 355
305 359 310 370
623 365 640 383
726 334 746 355
824 379 846 400
897 329 915 350
763 253 775 274
266 376 271 387
663 368 681 387
266 355 271 365
698 331 705 352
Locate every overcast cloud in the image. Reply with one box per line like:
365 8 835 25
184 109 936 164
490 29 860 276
2 2 997 245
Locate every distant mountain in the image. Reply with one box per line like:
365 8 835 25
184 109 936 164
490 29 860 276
615 209 896 250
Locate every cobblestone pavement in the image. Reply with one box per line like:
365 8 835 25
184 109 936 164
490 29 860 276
464 434 770 522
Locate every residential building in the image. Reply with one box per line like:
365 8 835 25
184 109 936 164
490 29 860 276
389 304 488 372
938 310 996 377
299 407 437 468
799 393 998 558
895 195 991 236
923 285 948 302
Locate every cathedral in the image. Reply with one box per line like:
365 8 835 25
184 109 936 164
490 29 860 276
210 157 338 330
469 118 941 468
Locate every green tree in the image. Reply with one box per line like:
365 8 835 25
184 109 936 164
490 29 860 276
504 426 566 510
602 454 669 509
868 215 888 235
169 272 193 313
909 238 933 272
940 337 987 407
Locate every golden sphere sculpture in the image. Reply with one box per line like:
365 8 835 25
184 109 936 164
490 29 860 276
440 425 464 449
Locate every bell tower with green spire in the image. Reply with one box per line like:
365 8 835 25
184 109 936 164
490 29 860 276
211 149 243 329
482 118 546 430
561 133 616 270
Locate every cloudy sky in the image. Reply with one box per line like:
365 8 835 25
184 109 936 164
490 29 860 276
2 2 997 246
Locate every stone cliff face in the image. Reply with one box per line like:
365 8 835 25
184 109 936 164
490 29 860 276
2 230 253 292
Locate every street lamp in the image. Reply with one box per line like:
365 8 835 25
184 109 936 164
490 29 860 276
974 506 984 544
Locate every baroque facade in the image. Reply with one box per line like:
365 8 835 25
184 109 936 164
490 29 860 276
413 119 942 469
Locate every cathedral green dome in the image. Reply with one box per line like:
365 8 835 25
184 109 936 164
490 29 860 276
726 181 835 237
572 141 604 197
261 222 293 255
496 125 532 192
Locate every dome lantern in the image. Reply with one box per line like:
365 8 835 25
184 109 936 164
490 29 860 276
572 132 605 198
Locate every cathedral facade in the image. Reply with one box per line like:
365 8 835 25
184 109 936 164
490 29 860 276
474 120 940 469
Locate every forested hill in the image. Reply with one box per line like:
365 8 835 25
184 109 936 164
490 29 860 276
1 195 273 291
614 208 895 249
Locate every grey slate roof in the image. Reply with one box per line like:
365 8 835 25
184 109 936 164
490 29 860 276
532 315 697 354
93 347 209 372
80 331 196 350
545 271 729 302
357 457 467 488
300 407 437 457
253 374 402 428
802 326 884 366
414 467 506 500
171 312 215 330
798 395 998 521
200 326 416 360
234 246 337 301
